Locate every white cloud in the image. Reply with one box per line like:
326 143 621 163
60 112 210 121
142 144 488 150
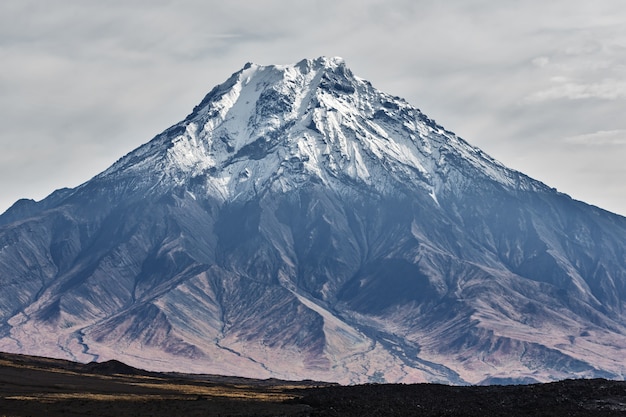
563 130 626 146
525 79 626 102
532 57 551 68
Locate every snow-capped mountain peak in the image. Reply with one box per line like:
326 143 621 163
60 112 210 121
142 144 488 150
2 58 625 385
100 57 539 204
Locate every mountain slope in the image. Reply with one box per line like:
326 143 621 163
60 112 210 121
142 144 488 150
0 57 625 384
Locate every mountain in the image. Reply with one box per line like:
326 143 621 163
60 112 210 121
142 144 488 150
0 57 625 385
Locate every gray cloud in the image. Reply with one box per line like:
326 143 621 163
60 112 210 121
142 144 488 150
1 0 626 216
563 130 626 146
525 79 626 102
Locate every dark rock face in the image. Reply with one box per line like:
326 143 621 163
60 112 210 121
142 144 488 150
0 57 625 384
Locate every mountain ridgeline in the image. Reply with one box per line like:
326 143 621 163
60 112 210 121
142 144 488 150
0 57 625 384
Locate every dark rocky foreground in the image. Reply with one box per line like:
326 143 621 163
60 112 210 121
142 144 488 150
0 352 624 416
291 379 626 416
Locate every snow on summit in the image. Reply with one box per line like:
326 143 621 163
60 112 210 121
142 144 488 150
98 56 542 203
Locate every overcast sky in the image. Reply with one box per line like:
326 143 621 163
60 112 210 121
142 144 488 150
1 1 625 216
